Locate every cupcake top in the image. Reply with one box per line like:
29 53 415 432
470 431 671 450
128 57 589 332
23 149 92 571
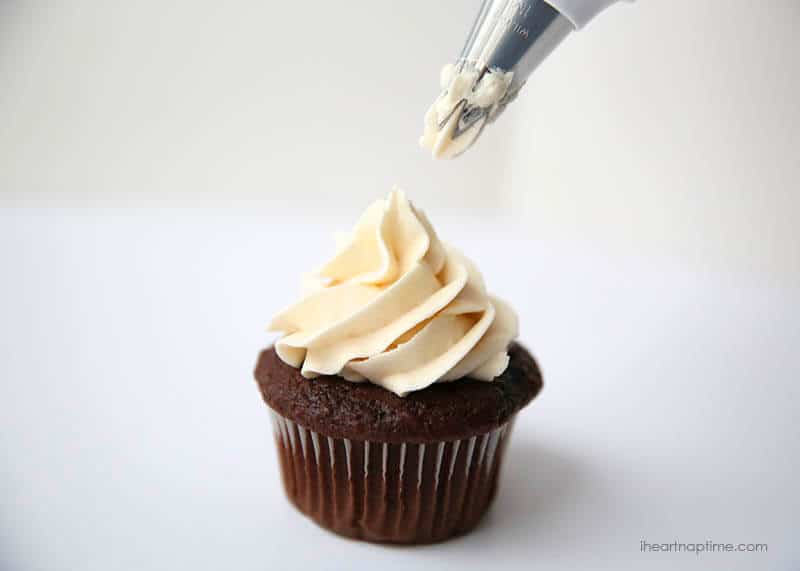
256 342 541 443
268 189 518 397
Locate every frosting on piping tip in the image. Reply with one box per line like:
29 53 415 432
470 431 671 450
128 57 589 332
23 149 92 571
420 64 513 160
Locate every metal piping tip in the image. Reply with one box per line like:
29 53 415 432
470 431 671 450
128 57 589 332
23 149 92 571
419 0 574 159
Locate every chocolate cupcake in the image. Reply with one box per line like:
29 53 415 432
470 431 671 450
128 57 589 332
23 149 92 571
254 190 543 544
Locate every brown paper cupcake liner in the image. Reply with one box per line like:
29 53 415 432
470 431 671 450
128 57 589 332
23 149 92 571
268 409 516 544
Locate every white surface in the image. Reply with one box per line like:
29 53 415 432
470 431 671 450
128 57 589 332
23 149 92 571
1 209 798 571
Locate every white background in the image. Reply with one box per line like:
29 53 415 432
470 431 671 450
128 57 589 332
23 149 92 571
1 1 798 570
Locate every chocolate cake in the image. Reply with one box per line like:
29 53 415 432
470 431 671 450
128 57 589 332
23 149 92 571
254 342 542 543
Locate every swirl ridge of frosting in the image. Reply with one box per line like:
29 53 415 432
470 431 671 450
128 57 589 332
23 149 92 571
269 189 518 397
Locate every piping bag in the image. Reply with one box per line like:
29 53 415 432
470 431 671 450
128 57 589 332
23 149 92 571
420 0 632 159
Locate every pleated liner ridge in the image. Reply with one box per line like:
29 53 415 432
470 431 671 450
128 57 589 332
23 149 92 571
269 409 517 544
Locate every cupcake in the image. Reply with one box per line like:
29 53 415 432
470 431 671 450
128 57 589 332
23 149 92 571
254 189 542 544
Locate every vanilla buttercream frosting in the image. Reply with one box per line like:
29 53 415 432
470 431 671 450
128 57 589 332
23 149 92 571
268 189 518 397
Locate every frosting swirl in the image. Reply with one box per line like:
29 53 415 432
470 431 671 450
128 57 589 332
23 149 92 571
268 190 518 397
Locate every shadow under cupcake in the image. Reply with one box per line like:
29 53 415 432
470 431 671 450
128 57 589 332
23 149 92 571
253 190 543 544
